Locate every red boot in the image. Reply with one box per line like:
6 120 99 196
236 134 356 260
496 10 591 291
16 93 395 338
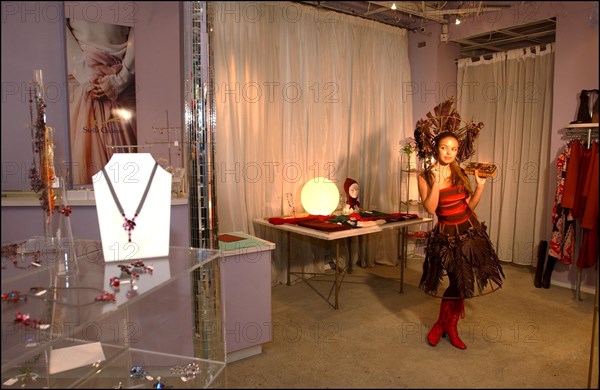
427 300 452 347
445 299 467 350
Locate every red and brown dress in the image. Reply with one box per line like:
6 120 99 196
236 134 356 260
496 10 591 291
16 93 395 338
419 184 505 299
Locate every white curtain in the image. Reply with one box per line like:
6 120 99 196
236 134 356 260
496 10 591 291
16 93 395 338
457 44 554 265
211 2 413 284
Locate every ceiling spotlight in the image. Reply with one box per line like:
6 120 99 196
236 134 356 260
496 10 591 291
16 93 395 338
391 3 397 10
455 17 462 25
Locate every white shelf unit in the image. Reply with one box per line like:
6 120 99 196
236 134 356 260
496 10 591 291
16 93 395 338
399 153 433 258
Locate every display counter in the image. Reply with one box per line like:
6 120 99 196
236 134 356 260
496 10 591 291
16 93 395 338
1 239 225 388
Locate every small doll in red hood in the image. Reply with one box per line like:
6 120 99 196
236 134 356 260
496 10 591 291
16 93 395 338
342 177 360 215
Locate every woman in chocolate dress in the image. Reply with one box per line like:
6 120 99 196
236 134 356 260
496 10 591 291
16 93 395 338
415 100 504 350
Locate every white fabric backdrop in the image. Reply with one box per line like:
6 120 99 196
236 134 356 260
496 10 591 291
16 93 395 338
211 2 413 284
457 44 554 265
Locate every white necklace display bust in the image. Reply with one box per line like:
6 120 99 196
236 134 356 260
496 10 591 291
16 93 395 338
93 153 172 261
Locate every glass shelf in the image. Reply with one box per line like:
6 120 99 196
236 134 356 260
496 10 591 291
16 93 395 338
1 240 225 388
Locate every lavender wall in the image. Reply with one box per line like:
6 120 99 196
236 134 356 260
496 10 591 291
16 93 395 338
1 1 186 245
1 1 183 190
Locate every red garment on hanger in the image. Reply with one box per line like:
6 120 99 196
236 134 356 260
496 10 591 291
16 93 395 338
577 143 599 268
548 142 577 264
561 140 582 209
572 142 594 219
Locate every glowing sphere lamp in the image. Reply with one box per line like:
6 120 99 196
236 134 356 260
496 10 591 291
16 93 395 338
300 177 340 215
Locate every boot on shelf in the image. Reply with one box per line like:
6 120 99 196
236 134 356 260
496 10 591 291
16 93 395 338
572 89 592 124
426 299 452 347
445 299 467 350
534 240 548 288
542 256 558 289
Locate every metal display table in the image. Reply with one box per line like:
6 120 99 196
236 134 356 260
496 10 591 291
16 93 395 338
253 216 432 309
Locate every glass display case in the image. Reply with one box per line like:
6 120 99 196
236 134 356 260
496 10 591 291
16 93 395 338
1 239 225 388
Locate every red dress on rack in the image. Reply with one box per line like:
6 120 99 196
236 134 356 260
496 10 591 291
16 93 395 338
549 141 578 264
551 140 599 268
576 142 598 268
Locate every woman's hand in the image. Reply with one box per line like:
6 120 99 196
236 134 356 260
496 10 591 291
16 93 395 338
474 169 487 187
431 163 442 183
90 79 106 99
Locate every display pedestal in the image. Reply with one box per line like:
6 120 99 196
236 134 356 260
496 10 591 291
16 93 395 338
92 153 172 262
218 232 275 362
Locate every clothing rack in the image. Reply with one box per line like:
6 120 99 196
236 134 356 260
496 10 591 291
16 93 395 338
564 123 599 389
563 123 598 301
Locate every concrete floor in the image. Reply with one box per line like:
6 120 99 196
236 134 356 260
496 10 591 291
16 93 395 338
222 255 599 388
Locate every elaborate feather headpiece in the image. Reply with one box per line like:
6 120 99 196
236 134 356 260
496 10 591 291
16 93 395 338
414 97 483 168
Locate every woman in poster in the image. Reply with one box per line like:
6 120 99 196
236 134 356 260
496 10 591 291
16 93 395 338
65 18 137 185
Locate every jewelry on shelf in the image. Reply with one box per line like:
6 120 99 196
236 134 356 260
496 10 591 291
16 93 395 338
59 206 72 217
109 275 139 299
171 362 202 381
126 288 139 299
28 70 57 218
14 312 48 329
131 259 154 273
4 353 42 387
95 291 116 302
118 264 141 277
118 260 154 277
102 161 160 242
110 260 153 293
1 242 41 269
109 277 121 288
27 286 116 307
109 275 136 290
153 376 166 389
129 365 153 380
1 290 28 304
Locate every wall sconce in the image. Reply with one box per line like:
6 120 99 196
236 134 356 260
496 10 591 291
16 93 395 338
300 177 340 216
455 16 462 25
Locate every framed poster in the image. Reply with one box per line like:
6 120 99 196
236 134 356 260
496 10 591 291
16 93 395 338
65 18 137 186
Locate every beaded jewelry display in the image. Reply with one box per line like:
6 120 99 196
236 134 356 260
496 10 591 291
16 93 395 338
171 362 202 381
153 376 166 389
101 162 160 242
129 365 150 379
1 290 28 303
27 286 116 307
1 242 41 269
14 312 48 329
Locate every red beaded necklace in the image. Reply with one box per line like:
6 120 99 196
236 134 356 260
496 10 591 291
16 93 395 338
102 162 159 242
